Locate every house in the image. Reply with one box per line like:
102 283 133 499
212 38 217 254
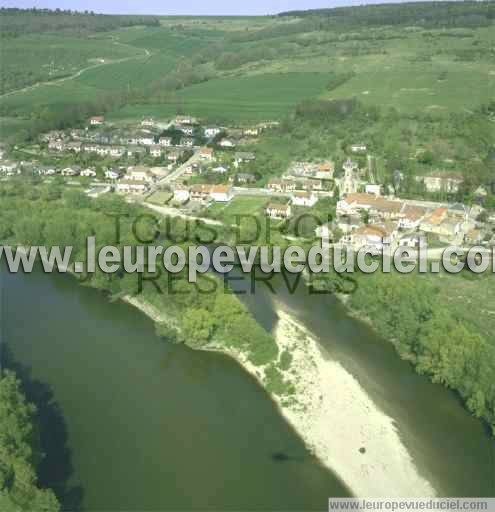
350 222 398 253
80 168 97 177
268 178 296 193
219 138 236 148
105 169 121 180
181 137 194 148
211 165 228 174
141 117 155 127
233 173 256 185
159 136 172 147
299 178 323 191
265 202 292 219
173 184 190 203
337 193 404 220
138 134 155 146
66 141 82 153
150 145 163 158
199 147 214 161
464 228 483 245
167 150 182 163
210 185 233 203
204 127 222 138
351 144 367 153
234 152 256 168
109 146 125 158
89 116 104 126
420 207 448 232
315 162 335 181
0 161 19 175
48 140 65 152
127 146 147 157
365 184 381 196
176 125 194 136
61 166 81 177
398 204 427 230
291 191 318 207
175 115 196 125
190 184 213 203
416 172 464 193
116 180 149 194
243 127 260 137
36 166 58 176
127 166 155 183
399 232 426 249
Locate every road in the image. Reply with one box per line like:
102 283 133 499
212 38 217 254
0 40 151 99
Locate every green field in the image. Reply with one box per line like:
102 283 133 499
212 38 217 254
109 72 334 122
207 196 269 224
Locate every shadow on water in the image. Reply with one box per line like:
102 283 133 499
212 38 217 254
2 345 84 511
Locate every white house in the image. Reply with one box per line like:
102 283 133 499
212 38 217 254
61 166 81 177
265 203 292 219
109 146 125 158
48 140 65 152
199 147 214 161
173 185 190 203
89 116 104 126
204 127 222 138
150 145 162 158
105 169 121 180
365 184 381 196
80 168 97 177
127 166 155 183
176 125 194 136
181 137 194 147
138 134 155 146
219 138 236 148
351 144 367 153
116 180 149 194
0 161 19 175
416 172 464 193
234 152 256 168
210 185 233 203
291 191 318 207
159 137 172 147
141 117 155 127
211 165 228 174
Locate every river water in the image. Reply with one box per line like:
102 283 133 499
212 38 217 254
1 264 493 510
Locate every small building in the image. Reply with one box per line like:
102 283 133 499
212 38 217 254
351 144 367 153
398 204 427 230
211 165 228 174
190 184 213 203
80 168 97 177
61 166 81 177
127 166 155 183
315 162 335 181
265 202 292 219
416 172 464 193
150 145 163 158
234 152 256 168
219 138 236 148
105 169 121 180
350 222 398 253
204 127 222 138
109 146 125 158
48 140 65 152
210 185 233 203
0 161 19 175
89 116 104 126
181 137 194 148
175 115 196 125
365 184 381 196
116 180 149 195
177 125 194 136
199 147 214 161
159 136 172 147
399 232 426 249
233 173 256 185
291 191 318 208
66 142 82 153
141 117 155 128
173 184 190 203
268 178 296 193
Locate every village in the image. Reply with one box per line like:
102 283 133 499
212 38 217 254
0 113 494 254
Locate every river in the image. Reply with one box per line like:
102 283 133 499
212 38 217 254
1 264 493 510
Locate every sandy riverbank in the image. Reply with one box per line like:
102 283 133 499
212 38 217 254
268 302 436 498
122 291 436 498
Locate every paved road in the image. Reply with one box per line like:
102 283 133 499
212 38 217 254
158 150 202 185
